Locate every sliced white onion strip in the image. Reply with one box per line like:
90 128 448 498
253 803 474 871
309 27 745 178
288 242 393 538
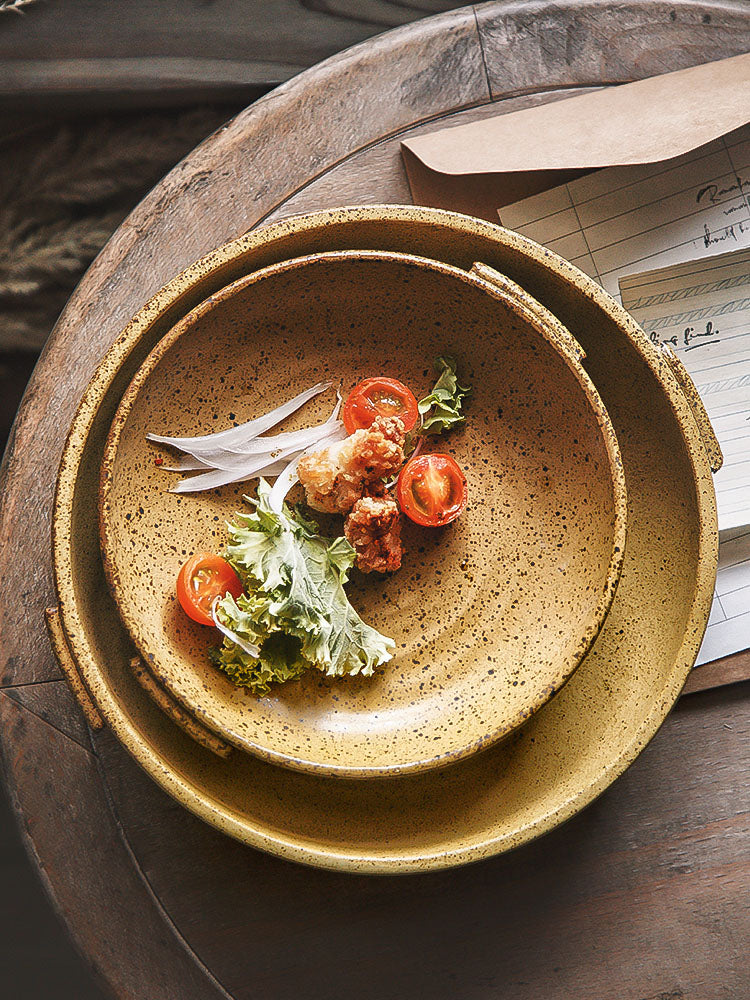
211 598 260 658
167 458 290 479
267 457 301 515
161 455 213 472
181 418 344 472
169 434 334 492
223 401 342 457
164 457 294 476
147 381 332 451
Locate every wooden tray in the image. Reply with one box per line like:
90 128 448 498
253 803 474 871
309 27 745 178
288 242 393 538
4 3 749 995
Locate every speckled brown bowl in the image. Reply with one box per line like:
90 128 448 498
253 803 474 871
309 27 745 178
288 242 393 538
98 250 626 778
51 206 718 872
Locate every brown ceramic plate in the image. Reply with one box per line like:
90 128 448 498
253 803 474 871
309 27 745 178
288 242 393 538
51 207 717 872
99 250 626 777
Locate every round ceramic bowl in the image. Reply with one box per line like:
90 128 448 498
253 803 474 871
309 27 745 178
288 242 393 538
52 205 718 871
99 249 627 778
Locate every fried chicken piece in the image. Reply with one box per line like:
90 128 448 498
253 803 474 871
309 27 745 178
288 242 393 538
345 495 404 573
297 415 406 514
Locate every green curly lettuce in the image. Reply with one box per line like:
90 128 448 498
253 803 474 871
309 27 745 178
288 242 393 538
212 481 394 694
417 356 471 435
209 594 308 694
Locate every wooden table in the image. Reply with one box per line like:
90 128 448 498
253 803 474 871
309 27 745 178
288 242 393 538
2 3 749 998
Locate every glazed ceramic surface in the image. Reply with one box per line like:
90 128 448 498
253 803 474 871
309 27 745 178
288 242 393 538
52 207 717 872
99 250 626 777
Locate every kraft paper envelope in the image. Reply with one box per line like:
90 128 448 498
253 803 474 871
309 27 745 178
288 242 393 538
401 52 750 221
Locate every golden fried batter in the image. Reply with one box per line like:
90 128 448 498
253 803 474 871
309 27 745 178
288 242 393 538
345 495 403 573
297 415 406 514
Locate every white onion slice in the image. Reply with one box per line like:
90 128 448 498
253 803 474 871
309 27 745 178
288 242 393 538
170 444 308 493
147 381 332 451
161 455 212 472
181 419 344 472
222 397 342 458
169 458 290 480
268 458 301 515
211 598 260 658
164 458 290 476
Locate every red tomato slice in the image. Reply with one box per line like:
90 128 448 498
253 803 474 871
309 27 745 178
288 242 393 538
397 454 467 527
176 552 244 626
343 377 419 434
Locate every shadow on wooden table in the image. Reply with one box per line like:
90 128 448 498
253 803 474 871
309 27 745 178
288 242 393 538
0 777 106 999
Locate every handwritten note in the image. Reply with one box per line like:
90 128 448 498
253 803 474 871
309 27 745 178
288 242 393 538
499 123 750 302
620 249 750 533
619 250 750 666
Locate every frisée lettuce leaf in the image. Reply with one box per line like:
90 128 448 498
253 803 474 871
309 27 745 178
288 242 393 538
418 356 470 435
212 481 395 694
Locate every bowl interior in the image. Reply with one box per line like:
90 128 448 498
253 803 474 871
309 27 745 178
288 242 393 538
100 250 623 776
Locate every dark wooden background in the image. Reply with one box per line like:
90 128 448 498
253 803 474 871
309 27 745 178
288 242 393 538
1 3 464 997
0 0 461 111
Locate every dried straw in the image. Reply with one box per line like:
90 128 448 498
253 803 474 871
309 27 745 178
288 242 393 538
0 1 37 14
0 107 231 351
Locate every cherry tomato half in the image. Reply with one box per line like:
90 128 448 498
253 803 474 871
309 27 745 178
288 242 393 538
397 453 467 527
343 377 419 434
176 552 244 626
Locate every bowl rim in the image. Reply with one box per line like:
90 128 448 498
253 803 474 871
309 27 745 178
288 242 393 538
51 205 717 872
97 247 628 779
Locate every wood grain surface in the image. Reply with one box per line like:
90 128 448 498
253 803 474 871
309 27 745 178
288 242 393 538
0 684 230 1000
0 0 464 109
1 2 749 998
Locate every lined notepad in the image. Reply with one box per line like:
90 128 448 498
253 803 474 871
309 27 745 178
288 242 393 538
620 249 750 533
699 526 750 665
500 123 750 303
619 251 750 666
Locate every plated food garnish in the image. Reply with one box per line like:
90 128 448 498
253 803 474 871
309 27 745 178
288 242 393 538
160 358 471 694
